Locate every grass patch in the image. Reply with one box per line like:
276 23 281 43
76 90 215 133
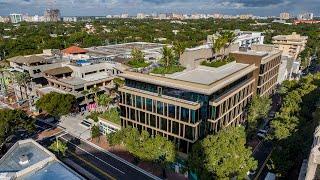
127 60 150 68
100 108 121 125
151 65 185 74
201 59 234 68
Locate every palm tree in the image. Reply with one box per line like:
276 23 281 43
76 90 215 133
173 42 186 60
97 94 112 110
160 46 175 67
221 31 236 60
81 90 90 108
14 72 27 100
91 86 100 103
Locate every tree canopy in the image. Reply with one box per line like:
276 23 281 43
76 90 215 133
0 109 35 146
108 127 175 164
188 126 257 180
35 92 76 119
246 96 272 137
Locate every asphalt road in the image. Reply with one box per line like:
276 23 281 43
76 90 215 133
59 133 157 180
34 118 158 180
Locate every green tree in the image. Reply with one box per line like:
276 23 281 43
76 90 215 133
97 94 112 109
108 127 176 176
188 126 257 180
127 48 149 68
0 109 35 147
160 45 175 67
81 89 90 107
91 125 101 139
247 96 272 137
36 92 76 119
173 41 186 59
49 139 68 156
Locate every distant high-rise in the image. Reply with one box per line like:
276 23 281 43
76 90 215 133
9 13 23 23
297 12 314 20
44 9 61 22
280 12 290 20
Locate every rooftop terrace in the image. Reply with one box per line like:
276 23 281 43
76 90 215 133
168 62 250 85
120 62 257 95
86 42 165 57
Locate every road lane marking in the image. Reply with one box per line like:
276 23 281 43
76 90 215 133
68 151 116 180
60 136 125 175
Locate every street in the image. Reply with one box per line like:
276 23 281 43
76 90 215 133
35 119 159 180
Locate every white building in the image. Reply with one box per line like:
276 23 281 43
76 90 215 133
207 30 264 48
298 12 314 20
9 13 23 23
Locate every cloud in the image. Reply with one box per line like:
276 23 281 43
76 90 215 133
0 0 318 16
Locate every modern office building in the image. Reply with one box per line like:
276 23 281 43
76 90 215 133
9 13 23 23
0 139 83 179
118 62 257 153
231 44 282 97
272 32 308 60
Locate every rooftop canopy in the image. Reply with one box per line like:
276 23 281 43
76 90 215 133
62 46 88 55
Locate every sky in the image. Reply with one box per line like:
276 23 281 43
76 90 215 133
0 0 318 16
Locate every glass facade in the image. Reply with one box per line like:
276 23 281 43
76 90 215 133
121 72 254 153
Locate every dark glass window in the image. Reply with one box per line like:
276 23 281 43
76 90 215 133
146 98 152 112
153 100 157 113
126 93 132 106
168 104 175 118
160 118 167 131
130 108 136 121
136 96 142 109
181 107 189 122
157 101 163 115
150 115 156 127
132 95 136 107
120 105 126 117
176 106 180 120
191 110 196 123
185 125 194 140
172 121 179 135
140 111 145 124
164 103 168 116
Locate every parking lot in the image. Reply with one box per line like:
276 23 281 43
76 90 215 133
58 114 91 140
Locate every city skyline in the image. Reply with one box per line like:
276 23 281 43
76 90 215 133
0 0 319 16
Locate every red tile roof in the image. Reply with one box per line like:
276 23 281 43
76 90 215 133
62 46 88 54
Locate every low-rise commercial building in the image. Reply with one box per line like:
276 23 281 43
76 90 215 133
7 49 69 84
0 139 83 179
118 62 257 153
272 32 308 60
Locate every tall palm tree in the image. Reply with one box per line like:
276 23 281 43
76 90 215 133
221 31 236 60
81 90 90 109
91 86 100 103
14 72 26 100
161 46 175 67
173 42 186 60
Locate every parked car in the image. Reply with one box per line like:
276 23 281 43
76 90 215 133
80 119 92 128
